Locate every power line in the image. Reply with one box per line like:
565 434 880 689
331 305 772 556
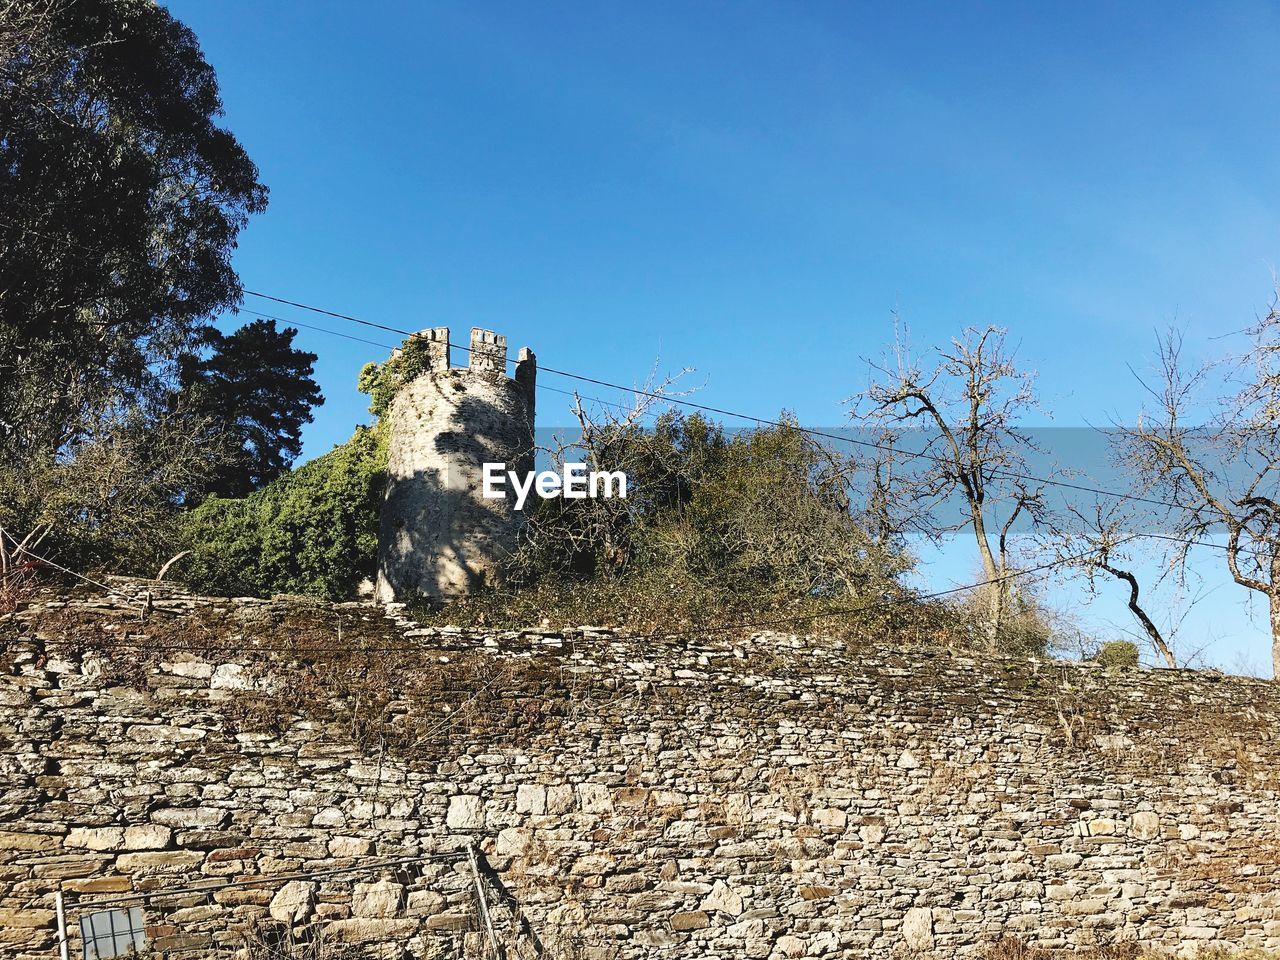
239 297 1279 565
0 217 1234 516
3 221 1267 556
242 290 1185 512
236 306 644 418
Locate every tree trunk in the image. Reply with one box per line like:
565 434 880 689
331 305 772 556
969 510 1004 649
1099 562 1176 669
1270 589 1280 681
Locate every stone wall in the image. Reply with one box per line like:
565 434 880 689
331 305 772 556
3 586 1280 959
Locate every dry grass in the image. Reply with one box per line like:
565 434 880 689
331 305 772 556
980 937 1280 960
231 919 371 960
19 600 581 760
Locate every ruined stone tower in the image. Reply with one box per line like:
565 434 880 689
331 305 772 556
375 327 536 603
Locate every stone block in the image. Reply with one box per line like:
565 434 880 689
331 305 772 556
115 850 205 871
352 879 404 918
446 795 485 830
329 836 376 857
123 825 171 850
903 907 934 950
577 783 613 814
149 807 227 829
496 826 532 857
702 879 744 916
65 827 124 851
776 934 806 957
269 881 314 923
326 918 417 941
516 784 546 815
546 784 575 814
0 831 59 851
1132 811 1160 840
670 910 709 931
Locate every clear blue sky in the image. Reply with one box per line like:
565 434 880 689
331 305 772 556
170 1 1280 673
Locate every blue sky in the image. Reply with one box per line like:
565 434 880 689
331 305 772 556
170 1 1280 672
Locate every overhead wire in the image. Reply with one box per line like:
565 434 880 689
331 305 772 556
242 290 1190 512
0 217 1238 515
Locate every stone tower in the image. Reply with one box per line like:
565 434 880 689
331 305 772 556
375 327 536 603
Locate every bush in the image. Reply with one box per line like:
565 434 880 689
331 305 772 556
1094 639 1141 670
511 412 910 608
0 400 234 575
180 425 386 599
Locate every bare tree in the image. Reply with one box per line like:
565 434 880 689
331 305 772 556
1050 501 1176 668
1121 312 1280 678
852 324 1054 647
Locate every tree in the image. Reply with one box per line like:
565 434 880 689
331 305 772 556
1050 501 1177 668
178 319 324 498
181 424 387 601
1121 315 1280 678
0 393 233 569
0 0 267 461
514 394 908 610
853 324 1054 647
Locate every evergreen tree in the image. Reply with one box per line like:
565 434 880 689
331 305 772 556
179 319 325 498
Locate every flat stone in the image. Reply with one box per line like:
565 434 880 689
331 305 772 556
903 907 934 950
66 827 124 851
150 807 227 829
496 827 532 857
329 836 376 857
577 783 612 814
269 881 313 923
516 784 546 815
1132 811 1160 840
123 825 171 850
0 832 59 851
352 879 403 918
446 795 484 830
776 935 806 957
702 879 744 916
326 918 417 941
115 850 205 871
670 910 709 931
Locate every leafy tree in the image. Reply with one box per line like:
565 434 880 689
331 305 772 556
181 425 387 600
178 319 324 498
0 0 267 461
515 407 909 609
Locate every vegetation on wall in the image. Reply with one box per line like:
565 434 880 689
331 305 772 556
180 424 386 600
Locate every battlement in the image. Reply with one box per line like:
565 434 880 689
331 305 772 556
469 327 506 374
421 326 451 367
396 328 535 390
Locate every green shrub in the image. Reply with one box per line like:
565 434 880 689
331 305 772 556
180 425 387 600
1094 639 1141 670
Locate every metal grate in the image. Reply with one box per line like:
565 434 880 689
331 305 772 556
79 907 146 959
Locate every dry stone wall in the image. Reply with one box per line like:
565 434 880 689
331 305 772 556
3 585 1280 959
